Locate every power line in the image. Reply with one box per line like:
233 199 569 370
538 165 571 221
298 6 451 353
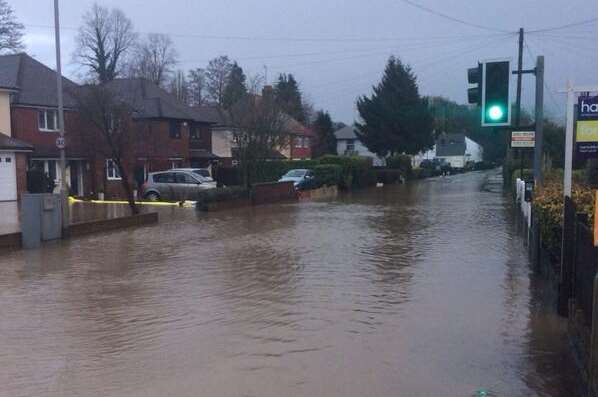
24 23 505 44
527 16 598 34
396 0 512 33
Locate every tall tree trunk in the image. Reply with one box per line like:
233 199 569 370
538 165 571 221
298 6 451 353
116 160 139 215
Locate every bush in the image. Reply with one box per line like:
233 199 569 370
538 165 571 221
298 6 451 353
27 169 55 193
319 155 376 189
314 164 342 186
532 175 595 256
386 154 413 178
376 169 402 184
586 159 598 187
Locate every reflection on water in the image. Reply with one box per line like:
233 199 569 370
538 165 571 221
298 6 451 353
0 170 580 396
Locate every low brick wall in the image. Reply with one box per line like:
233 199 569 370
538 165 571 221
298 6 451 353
69 212 159 237
251 181 297 205
0 232 22 250
299 185 339 201
205 198 252 212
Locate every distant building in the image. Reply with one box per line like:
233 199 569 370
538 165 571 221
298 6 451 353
435 133 483 169
334 125 386 167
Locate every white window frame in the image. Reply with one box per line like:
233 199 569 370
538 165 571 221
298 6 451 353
38 109 59 132
106 159 121 180
346 140 356 152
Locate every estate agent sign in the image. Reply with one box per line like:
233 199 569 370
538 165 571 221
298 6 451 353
577 95 598 159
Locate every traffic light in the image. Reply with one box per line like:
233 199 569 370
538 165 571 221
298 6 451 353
482 60 511 126
467 59 512 127
467 63 482 105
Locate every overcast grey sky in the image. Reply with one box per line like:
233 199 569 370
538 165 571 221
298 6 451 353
7 0 598 124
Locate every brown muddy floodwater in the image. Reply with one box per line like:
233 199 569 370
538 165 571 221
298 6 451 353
0 170 581 397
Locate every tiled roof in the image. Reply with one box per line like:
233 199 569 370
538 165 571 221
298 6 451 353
190 105 229 126
0 132 33 151
102 79 212 122
334 125 357 140
0 53 79 107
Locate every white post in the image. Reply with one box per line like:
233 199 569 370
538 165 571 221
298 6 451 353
564 81 575 198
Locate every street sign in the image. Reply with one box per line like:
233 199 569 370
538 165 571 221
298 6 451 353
577 95 598 159
511 131 535 148
56 136 65 149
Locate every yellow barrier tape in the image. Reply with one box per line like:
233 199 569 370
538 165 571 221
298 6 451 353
68 197 195 208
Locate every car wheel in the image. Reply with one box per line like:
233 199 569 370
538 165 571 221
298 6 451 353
145 192 160 201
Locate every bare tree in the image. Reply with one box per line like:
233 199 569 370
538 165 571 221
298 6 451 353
73 4 136 83
229 92 290 186
0 0 23 53
168 70 190 105
187 68 206 105
205 56 233 105
130 33 178 87
75 84 139 214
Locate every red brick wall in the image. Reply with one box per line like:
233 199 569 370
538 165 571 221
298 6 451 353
15 152 28 198
11 107 86 156
252 181 297 205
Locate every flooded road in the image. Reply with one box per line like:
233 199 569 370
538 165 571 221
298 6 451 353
0 170 580 396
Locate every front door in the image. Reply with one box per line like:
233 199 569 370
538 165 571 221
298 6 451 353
0 152 17 201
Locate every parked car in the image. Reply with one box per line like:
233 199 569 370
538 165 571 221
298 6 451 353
142 170 217 201
171 168 214 183
279 169 317 190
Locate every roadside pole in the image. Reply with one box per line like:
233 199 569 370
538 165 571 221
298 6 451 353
533 56 545 187
54 0 69 236
515 29 524 179
563 81 576 197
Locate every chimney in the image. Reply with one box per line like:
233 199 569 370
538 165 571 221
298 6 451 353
262 85 274 99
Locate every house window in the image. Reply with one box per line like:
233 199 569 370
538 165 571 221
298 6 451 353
346 140 355 152
106 159 121 180
303 137 310 148
294 136 302 148
190 125 201 140
38 109 58 131
169 121 181 139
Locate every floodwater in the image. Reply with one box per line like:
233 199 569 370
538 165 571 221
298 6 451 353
0 170 581 396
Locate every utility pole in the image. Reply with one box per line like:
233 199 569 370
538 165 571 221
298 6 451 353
515 28 524 179
533 56 545 186
515 28 524 127
54 0 69 236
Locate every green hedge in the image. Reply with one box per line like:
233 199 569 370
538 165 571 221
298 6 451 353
314 164 343 186
319 155 376 189
386 154 413 178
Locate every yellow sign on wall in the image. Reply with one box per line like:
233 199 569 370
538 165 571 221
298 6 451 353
577 120 598 142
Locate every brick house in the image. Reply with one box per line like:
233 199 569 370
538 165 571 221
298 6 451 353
194 91 315 166
0 53 217 200
1 53 90 198
87 78 217 199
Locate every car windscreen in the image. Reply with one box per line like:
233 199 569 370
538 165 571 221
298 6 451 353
285 170 306 178
192 169 210 178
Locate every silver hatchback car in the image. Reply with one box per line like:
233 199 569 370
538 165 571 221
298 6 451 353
142 170 217 201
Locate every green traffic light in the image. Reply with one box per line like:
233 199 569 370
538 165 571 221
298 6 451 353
487 105 504 121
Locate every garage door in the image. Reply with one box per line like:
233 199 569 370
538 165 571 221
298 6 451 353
0 152 17 201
